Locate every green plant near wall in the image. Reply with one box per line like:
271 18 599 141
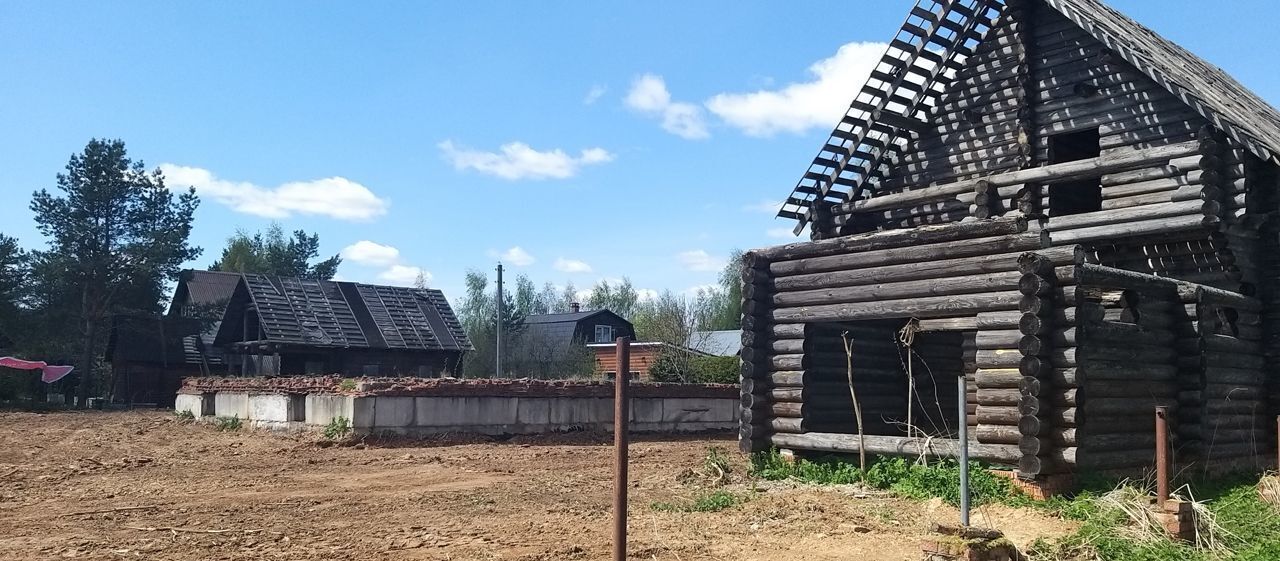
214 415 242 431
322 416 352 440
174 409 195 422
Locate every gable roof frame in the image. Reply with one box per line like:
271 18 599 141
778 0 1280 233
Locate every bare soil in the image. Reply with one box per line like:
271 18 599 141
0 411 1074 560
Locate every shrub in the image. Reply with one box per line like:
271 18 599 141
174 409 195 421
214 415 242 431
338 379 358 391
322 416 352 440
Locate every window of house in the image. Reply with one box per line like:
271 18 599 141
594 325 614 343
1047 128 1102 216
362 364 380 376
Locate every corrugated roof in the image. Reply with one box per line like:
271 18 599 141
685 330 741 357
214 274 472 352
178 270 240 307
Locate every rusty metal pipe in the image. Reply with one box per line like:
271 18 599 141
613 337 631 561
1155 406 1169 507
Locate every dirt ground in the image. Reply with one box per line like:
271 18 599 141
0 411 1074 560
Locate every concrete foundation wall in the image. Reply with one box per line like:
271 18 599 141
184 390 738 435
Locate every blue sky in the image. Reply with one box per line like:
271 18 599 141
2 1 1276 302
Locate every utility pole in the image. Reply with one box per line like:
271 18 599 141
495 262 504 377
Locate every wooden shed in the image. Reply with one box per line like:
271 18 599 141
741 0 1280 481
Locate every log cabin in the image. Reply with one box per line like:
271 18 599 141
741 0 1280 481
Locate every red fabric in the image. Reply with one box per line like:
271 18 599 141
0 356 75 383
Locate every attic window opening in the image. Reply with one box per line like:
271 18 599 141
594 325 614 344
1047 128 1102 217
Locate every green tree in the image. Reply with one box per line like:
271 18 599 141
585 277 639 318
30 139 201 405
455 269 527 377
209 223 341 279
0 234 26 337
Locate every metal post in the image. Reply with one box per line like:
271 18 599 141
613 337 630 561
1155 406 1169 508
958 372 970 527
495 263 504 377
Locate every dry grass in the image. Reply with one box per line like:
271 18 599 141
1257 473 1280 510
1096 481 1233 557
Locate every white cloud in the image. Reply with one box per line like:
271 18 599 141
583 84 607 105
766 227 795 239
624 74 710 140
341 240 400 267
437 140 614 180
492 246 535 267
636 288 659 302
743 200 783 214
159 164 389 221
677 250 725 272
379 265 431 286
705 41 888 137
554 257 593 273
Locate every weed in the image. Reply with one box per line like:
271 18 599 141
338 379 358 391
322 416 352 440
703 446 732 484
748 448 1021 507
651 490 743 513
174 409 195 422
214 415 242 431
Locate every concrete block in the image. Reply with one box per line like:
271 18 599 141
351 396 375 429
306 394 354 426
372 396 415 428
213 392 250 419
632 399 664 424
661 398 728 423
248 394 291 423
175 394 204 417
515 398 551 426
414 397 460 426
548 397 611 425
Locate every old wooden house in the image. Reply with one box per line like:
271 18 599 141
214 274 471 376
106 270 239 405
740 0 1280 482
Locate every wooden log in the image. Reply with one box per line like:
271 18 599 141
1050 213 1214 244
769 233 1045 277
755 217 1028 261
837 141 1199 215
771 271 1024 308
768 432 1022 464
975 368 1023 388
977 424 1022 444
770 292 1023 323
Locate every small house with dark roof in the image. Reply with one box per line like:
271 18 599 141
107 270 240 405
213 274 471 377
506 305 635 377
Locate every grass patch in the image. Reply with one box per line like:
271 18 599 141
339 379 358 391
214 415 242 431
174 409 195 422
651 490 743 513
749 448 1022 507
322 416 351 440
1026 474 1280 561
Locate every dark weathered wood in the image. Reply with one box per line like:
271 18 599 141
755 217 1029 261
769 432 1022 464
771 292 1023 323
770 233 1045 277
